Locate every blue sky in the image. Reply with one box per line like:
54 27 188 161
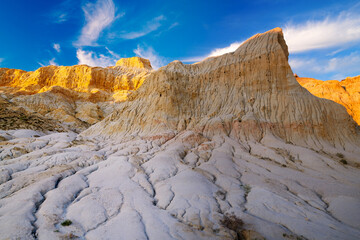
0 0 359 80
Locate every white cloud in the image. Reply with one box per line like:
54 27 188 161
168 22 179 30
76 49 118 67
134 46 165 69
55 13 68 23
50 0 75 23
0 58 4 64
53 43 61 53
38 58 58 67
105 47 120 59
208 42 243 57
75 0 119 46
49 58 58 66
182 41 243 63
289 52 360 80
284 12 360 53
120 15 165 39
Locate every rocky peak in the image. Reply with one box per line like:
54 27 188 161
116 57 152 70
84 28 360 153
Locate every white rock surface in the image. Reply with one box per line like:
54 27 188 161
0 130 359 240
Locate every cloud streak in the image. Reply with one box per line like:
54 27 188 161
289 52 360 80
75 0 119 46
38 58 58 67
182 41 243 63
134 45 165 69
76 48 119 67
50 0 76 24
53 43 61 53
284 11 360 53
120 15 165 39
183 9 360 64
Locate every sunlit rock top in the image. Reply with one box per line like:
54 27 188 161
116 57 152 70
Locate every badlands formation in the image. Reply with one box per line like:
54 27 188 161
0 28 360 240
0 57 151 131
297 75 360 126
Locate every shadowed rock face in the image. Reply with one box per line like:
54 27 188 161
297 75 360 126
84 28 360 152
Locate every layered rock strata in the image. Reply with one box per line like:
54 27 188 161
0 57 152 130
85 28 360 153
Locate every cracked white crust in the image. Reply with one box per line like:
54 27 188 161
0 130 360 240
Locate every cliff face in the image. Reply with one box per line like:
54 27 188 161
0 57 152 131
0 57 151 94
297 76 360 126
1 29 360 240
85 28 359 151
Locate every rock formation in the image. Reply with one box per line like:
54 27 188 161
116 56 152 70
0 29 360 240
297 75 360 125
85 28 359 153
0 57 152 131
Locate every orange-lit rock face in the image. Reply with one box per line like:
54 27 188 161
0 62 151 95
297 76 360 125
0 58 152 130
116 57 152 70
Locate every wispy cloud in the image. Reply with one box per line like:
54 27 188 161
289 51 360 80
134 45 165 69
0 58 4 65
168 22 179 30
182 41 243 63
54 13 68 23
38 58 58 67
75 0 120 47
76 48 119 67
53 43 61 53
208 42 243 57
120 15 165 39
50 0 76 24
284 11 360 53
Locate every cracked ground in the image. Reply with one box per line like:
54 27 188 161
0 129 360 240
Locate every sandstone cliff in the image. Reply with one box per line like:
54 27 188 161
84 28 360 153
0 57 152 131
297 75 360 126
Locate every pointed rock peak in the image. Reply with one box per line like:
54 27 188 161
116 57 152 70
234 27 289 60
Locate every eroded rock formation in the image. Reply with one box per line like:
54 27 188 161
0 29 360 240
0 57 152 131
85 28 360 153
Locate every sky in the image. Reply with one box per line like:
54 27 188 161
0 0 359 80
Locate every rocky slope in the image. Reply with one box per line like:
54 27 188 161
297 75 360 126
85 28 359 154
0 57 151 131
0 28 360 240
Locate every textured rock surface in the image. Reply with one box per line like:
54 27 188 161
0 59 152 130
297 75 360 125
0 28 360 240
116 56 152 70
85 28 360 153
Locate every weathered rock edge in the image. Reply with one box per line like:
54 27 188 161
83 28 360 153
